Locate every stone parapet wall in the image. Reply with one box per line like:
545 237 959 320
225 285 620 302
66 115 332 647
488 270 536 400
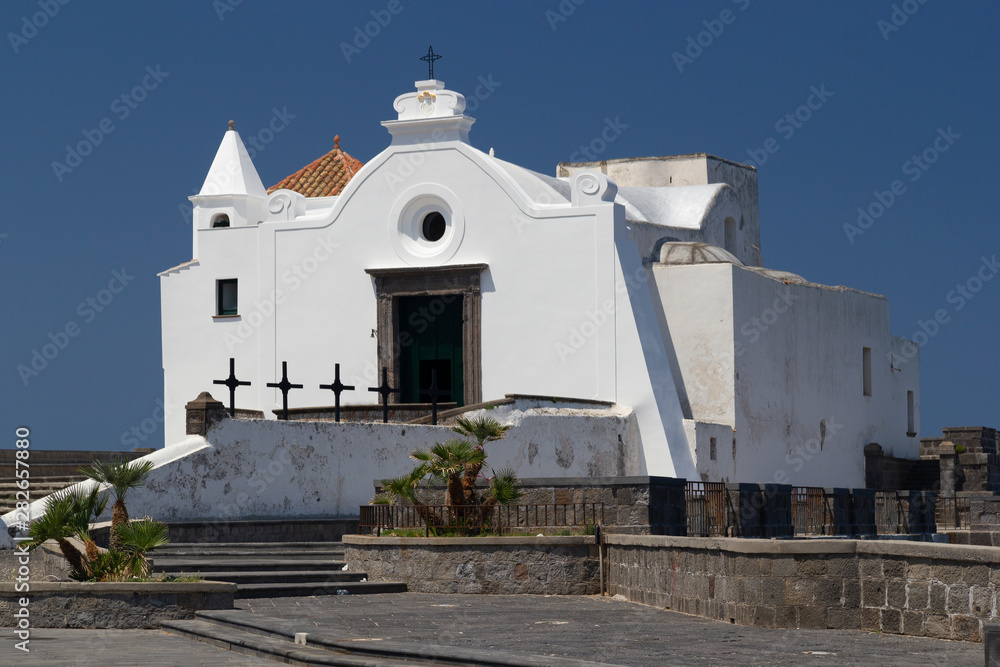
920 427 1000 493
605 534 1000 642
864 442 939 491
0 581 236 628
343 535 599 595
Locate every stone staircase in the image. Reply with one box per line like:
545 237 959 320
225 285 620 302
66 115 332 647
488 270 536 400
0 475 87 515
149 542 406 598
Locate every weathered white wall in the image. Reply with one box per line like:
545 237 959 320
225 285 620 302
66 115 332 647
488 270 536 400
160 403 639 520
4 402 641 525
654 262 919 488
652 263 737 427
732 268 919 487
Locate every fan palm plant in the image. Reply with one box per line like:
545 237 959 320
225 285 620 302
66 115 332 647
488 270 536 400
451 416 510 504
117 518 169 578
412 440 486 506
79 458 155 550
68 485 109 562
481 468 524 509
25 485 108 579
375 465 445 532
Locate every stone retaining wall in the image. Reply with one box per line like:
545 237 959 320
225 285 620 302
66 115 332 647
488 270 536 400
0 581 236 628
343 535 599 595
605 534 1000 642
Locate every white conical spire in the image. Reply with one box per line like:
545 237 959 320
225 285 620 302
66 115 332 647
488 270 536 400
198 120 267 197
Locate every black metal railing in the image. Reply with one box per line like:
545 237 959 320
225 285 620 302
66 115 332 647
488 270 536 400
935 495 970 530
683 483 962 537
359 502 604 537
685 482 727 537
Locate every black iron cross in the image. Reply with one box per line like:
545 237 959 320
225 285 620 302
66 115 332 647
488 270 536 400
368 366 400 424
213 357 251 417
420 45 441 79
424 368 448 426
319 363 355 423
267 361 303 421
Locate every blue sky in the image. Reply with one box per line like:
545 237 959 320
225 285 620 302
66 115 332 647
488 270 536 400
2 0 997 452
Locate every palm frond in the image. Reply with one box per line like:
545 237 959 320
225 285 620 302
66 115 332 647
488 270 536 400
380 466 427 504
484 468 524 506
117 519 169 554
451 416 510 447
79 458 154 501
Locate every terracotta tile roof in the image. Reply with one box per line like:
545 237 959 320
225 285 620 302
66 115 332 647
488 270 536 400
267 135 363 197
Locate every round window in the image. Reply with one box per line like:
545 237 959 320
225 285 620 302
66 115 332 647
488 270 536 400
389 185 465 265
422 212 446 242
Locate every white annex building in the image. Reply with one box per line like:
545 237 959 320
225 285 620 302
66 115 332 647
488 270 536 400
159 79 920 488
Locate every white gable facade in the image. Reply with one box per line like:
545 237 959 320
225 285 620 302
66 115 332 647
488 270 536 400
160 79 919 487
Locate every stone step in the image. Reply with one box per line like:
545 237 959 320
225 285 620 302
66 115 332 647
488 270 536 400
150 548 345 559
170 570 364 585
161 618 421 666
0 475 87 485
235 580 407 598
155 541 347 550
187 609 617 666
0 481 86 494
151 558 347 572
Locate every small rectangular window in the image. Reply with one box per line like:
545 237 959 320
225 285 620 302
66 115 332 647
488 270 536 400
710 437 717 461
217 279 238 316
862 347 872 397
907 391 915 435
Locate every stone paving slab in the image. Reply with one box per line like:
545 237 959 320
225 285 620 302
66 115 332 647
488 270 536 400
237 593 980 666
0 629 276 665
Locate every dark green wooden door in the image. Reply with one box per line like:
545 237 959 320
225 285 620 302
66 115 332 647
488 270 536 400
398 295 464 406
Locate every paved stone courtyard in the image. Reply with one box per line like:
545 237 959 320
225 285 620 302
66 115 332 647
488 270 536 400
236 593 979 665
0 593 980 665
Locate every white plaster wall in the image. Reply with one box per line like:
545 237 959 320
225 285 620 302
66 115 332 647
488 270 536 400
652 263 737 427
684 419 737 483
730 268 919 487
460 398 641 478
653 262 919 488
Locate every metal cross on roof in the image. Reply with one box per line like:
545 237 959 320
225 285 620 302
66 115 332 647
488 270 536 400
267 361 303 421
213 357 251 417
368 366 401 424
420 45 442 79
424 368 448 426
319 363 355 423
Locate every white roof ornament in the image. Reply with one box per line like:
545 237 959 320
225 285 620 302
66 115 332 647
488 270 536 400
392 79 467 121
198 120 267 197
382 79 475 145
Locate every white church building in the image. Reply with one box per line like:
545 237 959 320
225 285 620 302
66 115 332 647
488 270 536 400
158 78 920 488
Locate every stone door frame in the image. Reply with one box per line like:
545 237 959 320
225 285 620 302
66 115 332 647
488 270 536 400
365 264 487 406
